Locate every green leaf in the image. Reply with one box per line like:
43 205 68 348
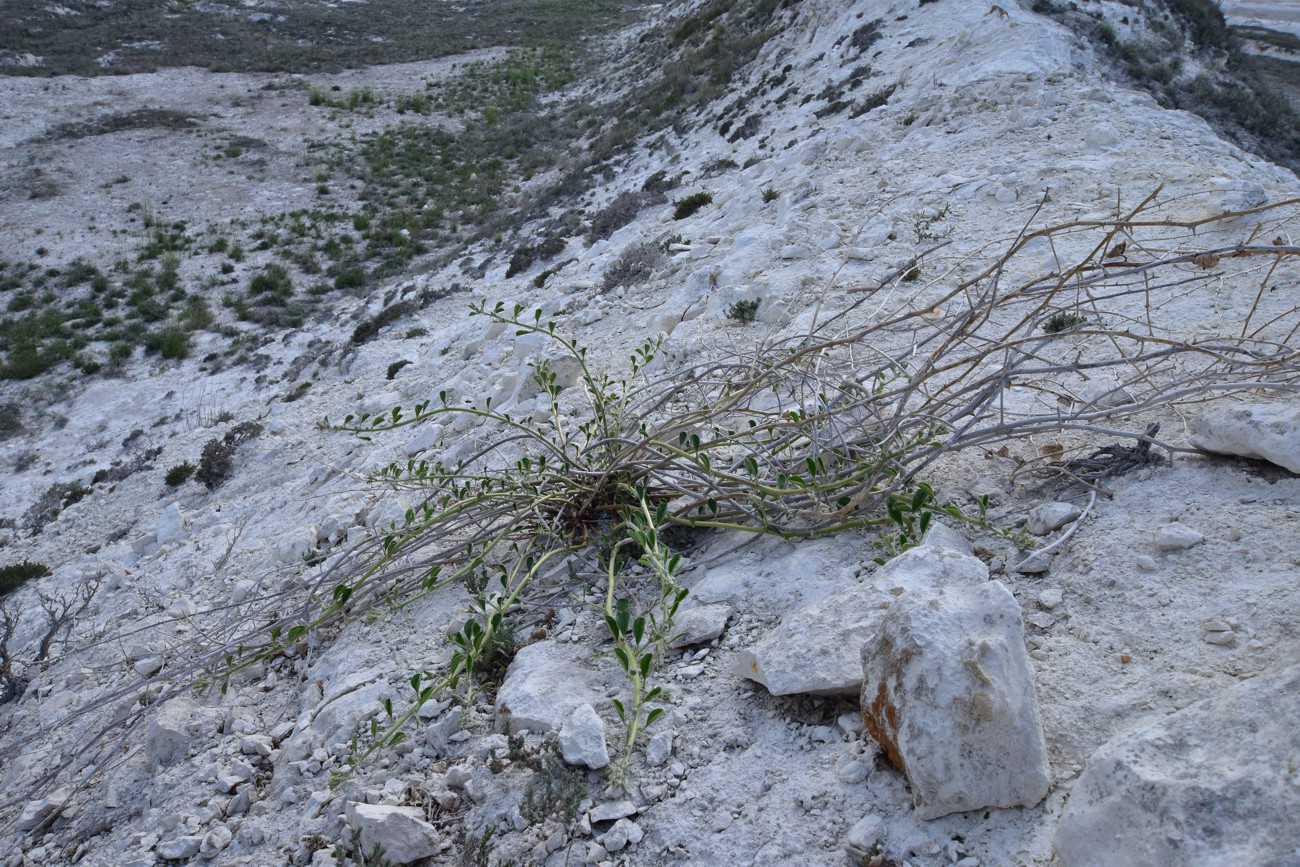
604 614 620 638
632 616 645 645
645 707 664 727
611 698 625 721
614 646 631 673
639 652 654 679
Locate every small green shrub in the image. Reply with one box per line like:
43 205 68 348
505 246 536 279
0 560 51 595
673 192 713 220
1043 311 1084 333
0 402 21 441
280 380 310 402
386 360 412 380
761 187 779 203
23 482 92 532
145 325 190 359
164 462 196 486
536 235 566 260
248 263 293 300
351 301 416 345
726 298 761 323
196 440 235 490
589 191 651 242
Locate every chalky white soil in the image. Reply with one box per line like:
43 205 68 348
1 1 1298 866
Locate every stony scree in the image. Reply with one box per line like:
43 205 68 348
0 0 1296 864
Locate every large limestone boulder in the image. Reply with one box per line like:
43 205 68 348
1055 660 1300 866
860 580 1049 819
736 546 988 696
1189 403 1300 473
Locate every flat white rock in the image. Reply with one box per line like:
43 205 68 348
495 640 600 733
1153 523 1205 552
736 546 988 696
1026 502 1082 536
666 602 731 649
345 802 440 865
1189 403 1300 473
1055 661 1300 866
861 580 1049 819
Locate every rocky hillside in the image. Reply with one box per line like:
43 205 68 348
1 1 1298 866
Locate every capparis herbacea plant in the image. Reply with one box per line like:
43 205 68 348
206 300 1009 785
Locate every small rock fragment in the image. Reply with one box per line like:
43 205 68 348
147 696 202 767
495 641 600 733
589 799 637 823
845 814 885 862
1203 630 1237 647
157 836 203 861
1026 502 1082 536
559 703 609 769
1153 524 1204 552
737 546 987 695
645 730 673 767
666 603 731 649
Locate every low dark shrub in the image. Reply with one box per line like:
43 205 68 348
351 301 416 345
0 560 50 595
23 482 92 532
196 439 235 490
673 192 713 220
164 462 196 486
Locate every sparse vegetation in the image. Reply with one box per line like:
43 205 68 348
164 462 197 487
673 192 714 220
726 298 761 322
601 242 664 292
0 561 51 596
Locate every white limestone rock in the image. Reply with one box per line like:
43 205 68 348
1189 403 1300 473
1055 661 1300 866
157 836 203 860
860 580 1049 819
666 602 731 649
645 730 673 767
495 641 601 733
559 703 609 769
1153 523 1205 552
15 788 69 831
920 520 973 555
155 502 185 546
736 546 988 696
1025 502 1082 536
345 802 440 865
146 696 206 767
274 525 318 566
